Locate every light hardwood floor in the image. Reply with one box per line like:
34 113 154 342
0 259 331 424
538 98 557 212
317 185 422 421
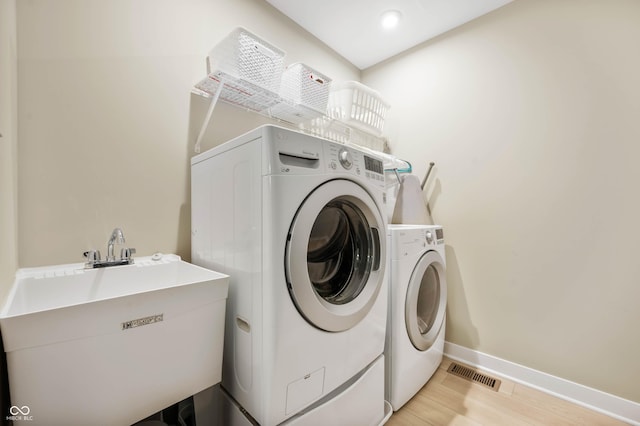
386 357 629 426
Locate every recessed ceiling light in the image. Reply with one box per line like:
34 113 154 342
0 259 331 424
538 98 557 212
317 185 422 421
380 10 402 30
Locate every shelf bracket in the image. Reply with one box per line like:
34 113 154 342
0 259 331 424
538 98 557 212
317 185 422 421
194 78 225 154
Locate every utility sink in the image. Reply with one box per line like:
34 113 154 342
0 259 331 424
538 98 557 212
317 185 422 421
0 254 229 426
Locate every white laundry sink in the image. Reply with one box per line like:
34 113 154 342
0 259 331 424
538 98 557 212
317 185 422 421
0 254 229 426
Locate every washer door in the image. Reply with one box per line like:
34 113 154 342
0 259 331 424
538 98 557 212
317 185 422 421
405 250 447 351
285 179 385 332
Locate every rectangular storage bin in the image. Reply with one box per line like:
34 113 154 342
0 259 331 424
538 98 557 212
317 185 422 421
279 63 331 113
208 27 285 93
327 81 390 136
268 63 331 125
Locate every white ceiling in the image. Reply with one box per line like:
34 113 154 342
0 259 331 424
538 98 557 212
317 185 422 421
265 0 514 70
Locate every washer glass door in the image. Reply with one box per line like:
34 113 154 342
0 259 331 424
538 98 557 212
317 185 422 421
286 179 385 332
405 250 447 351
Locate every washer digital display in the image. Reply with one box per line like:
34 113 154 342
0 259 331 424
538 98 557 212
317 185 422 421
364 156 383 175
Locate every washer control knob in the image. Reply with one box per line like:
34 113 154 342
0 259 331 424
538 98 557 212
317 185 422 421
338 149 353 169
425 231 434 244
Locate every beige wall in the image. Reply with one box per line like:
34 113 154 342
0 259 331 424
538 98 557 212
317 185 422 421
15 0 359 271
0 0 18 301
13 0 640 407
363 0 640 403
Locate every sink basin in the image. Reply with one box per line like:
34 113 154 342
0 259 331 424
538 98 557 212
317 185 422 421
0 254 229 425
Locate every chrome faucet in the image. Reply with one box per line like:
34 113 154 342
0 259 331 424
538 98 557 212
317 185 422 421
107 227 125 262
84 227 136 268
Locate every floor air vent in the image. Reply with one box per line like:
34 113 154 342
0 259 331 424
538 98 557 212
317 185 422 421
447 362 501 391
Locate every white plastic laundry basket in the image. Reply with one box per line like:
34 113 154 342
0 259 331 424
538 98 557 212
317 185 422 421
327 81 389 135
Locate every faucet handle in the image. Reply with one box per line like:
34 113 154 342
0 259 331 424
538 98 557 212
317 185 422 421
84 250 101 264
120 247 136 262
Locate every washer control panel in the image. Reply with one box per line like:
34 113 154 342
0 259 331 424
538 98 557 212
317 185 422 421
268 127 385 189
325 142 385 189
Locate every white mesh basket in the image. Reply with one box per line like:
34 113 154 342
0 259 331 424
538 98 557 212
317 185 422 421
327 81 389 136
208 27 285 92
268 63 332 124
279 63 331 113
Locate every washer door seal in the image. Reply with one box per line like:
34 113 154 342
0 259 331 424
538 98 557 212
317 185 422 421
286 179 385 332
405 250 447 351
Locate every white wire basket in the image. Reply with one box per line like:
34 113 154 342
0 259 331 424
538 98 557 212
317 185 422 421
327 81 390 136
194 27 286 113
280 63 331 112
268 63 332 124
208 27 285 92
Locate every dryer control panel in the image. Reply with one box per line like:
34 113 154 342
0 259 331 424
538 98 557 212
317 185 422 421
389 225 445 261
425 227 444 245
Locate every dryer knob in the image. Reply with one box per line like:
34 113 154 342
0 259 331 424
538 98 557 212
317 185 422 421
338 149 353 169
425 231 434 244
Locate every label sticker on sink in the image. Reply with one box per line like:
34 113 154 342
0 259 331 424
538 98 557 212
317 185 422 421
121 314 164 330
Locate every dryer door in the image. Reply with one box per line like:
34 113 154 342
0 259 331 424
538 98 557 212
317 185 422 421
405 250 447 351
285 179 386 332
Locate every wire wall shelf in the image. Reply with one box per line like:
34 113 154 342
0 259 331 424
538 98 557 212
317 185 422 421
192 27 388 154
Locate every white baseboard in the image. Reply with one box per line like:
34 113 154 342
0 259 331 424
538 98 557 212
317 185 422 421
444 342 640 426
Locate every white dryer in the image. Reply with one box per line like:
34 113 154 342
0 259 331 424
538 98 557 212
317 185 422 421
385 224 447 411
191 125 388 426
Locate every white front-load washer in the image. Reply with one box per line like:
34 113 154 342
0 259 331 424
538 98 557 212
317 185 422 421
385 224 447 411
191 125 388 426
